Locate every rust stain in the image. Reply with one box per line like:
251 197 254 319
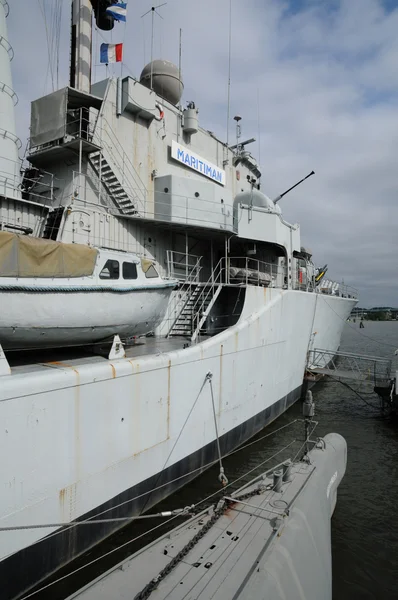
224 500 238 516
47 361 80 377
167 359 171 439
219 344 223 413
133 436 167 458
109 363 116 379
59 483 78 522
74 369 81 481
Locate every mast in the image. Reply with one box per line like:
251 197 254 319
70 0 93 93
0 0 21 199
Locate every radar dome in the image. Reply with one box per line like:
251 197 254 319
140 60 183 106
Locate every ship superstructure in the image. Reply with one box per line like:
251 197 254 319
0 2 357 598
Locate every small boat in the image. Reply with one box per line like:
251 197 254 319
0 231 176 348
68 404 347 600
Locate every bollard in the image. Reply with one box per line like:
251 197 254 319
273 469 283 493
282 460 292 482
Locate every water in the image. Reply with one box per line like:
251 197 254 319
34 322 398 600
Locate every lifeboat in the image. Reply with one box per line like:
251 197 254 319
0 231 176 348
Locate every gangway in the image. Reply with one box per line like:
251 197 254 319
307 348 392 390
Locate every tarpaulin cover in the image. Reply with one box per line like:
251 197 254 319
140 258 154 273
30 88 67 147
0 232 98 278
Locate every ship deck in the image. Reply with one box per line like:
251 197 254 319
5 337 193 376
67 459 315 600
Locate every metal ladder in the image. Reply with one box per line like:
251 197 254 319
191 284 222 342
89 151 138 216
168 285 220 337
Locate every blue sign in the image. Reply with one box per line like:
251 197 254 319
171 141 226 186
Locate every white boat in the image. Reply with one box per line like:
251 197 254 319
0 231 176 348
0 2 357 598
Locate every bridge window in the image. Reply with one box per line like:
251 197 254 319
99 259 119 279
123 262 138 280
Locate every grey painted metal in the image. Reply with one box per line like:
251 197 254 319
140 60 184 106
273 468 283 493
68 433 346 600
282 459 292 482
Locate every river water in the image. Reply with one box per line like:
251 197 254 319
35 321 398 600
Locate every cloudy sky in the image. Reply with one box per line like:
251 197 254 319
7 0 398 306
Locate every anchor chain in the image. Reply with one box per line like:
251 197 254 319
133 484 267 600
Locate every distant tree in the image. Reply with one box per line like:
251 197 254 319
365 311 387 321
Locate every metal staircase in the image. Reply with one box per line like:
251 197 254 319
89 151 138 216
168 284 222 338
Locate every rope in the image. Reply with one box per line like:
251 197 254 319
207 372 228 486
329 376 384 410
3 418 298 563
324 298 398 350
137 373 209 515
19 440 296 600
0 508 194 532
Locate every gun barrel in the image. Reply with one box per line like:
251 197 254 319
273 170 315 204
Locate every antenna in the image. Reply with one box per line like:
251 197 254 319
226 0 232 148
141 3 167 90
234 115 241 146
257 88 261 166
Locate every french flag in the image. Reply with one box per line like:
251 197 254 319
100 43 123 64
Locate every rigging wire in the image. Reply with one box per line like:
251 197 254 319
2 418 298 562
19 440 297 600
37 0 63 92
328 376 384 410
324 298 398 351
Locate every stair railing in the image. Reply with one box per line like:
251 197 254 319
165 255 203 337
190 258 225 340
92 116 147 215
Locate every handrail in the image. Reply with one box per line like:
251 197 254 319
165 255 203 337
190 256 287 341
92 115 147 213
191 258 224 338
166 250 202 281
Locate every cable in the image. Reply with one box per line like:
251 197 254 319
328 376 382 410
324 298 398 350
19 440 296 600
292 421 318 462
0 509 192 532
208 374 228 485
3 418 298 562
138 373 209 515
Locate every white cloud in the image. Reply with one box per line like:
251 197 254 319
7 0 398 306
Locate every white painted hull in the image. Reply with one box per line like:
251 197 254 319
0 286 174 348
0 287 355 598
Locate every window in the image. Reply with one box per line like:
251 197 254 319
99 259 119 279
145 264 159 279
123 262 138 280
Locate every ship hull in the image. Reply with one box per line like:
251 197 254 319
0 386 300 600
0 287 355 599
